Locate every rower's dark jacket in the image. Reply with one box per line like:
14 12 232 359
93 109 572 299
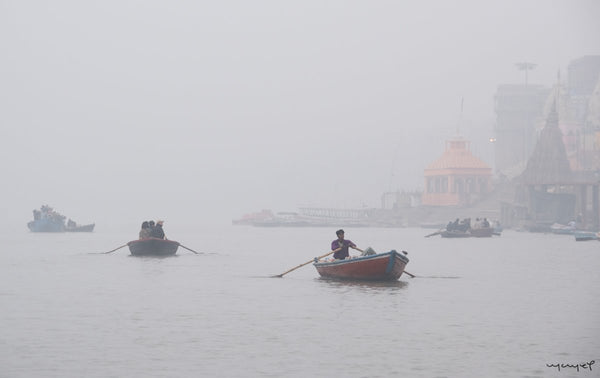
151 225 165 239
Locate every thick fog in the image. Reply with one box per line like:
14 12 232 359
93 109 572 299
1 1 599 230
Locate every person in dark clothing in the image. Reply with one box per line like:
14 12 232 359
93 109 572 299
148 220 156 234
330 229 363 260
458 218 471 232
139 221 151 239
151 220 165 239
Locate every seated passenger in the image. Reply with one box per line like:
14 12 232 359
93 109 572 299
139 221 151 239
151 220 165 239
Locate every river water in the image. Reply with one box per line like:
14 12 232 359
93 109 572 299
1 225 599 378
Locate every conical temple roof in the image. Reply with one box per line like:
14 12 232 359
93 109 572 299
519 102 572 184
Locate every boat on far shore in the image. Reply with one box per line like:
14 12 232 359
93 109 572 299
66 223 95 232
550 222 577 235
574 231 599 242
234 207 373 227
439 227 497 238
27 205 94 233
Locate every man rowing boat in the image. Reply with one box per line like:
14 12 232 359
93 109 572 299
331 229 364 260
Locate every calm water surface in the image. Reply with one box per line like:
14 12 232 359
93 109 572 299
1 226 599 378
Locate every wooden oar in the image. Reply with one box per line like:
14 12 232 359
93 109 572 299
178 243 201 254
424 228 444 238
398 250 416 278
273 248 341 278
403 270 416 278
89 243 128 254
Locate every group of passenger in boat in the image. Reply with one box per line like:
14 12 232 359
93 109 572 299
446 218 471 232
446 217 492 232
139 220 166 239
472 217 491 229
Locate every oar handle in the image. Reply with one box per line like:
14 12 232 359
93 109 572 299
403 270 416 278
315 247 341 262
274 248 341 277
424 228 444 237
102 244 128 254
178 243 201 254
277 258 319 277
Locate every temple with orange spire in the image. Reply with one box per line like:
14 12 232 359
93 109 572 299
422 138 493 206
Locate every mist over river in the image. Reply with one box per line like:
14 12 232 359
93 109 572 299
1 226 598 378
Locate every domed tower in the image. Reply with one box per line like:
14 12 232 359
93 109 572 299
422 137 492 206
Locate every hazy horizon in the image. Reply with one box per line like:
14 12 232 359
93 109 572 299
1 0 599 231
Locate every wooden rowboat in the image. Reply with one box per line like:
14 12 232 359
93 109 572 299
313 250 409 281
127 238 179 256
440 228 496 238
440 230 471 238
468 227 495 237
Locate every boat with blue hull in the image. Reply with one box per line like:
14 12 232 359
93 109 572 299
27 205 94 233
574 231 599 241
28 218 67 232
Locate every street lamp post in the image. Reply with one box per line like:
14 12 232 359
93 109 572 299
515 62 537 86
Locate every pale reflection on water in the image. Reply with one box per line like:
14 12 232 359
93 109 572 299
316 277 410 291
1 227 599 378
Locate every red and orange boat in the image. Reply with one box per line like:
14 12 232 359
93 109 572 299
313 250 410 281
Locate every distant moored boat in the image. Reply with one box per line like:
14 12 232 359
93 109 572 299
27 205 94 233
66 223 96 232
574 231 599 242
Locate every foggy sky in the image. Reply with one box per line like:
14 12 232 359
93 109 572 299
1 0 599 230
